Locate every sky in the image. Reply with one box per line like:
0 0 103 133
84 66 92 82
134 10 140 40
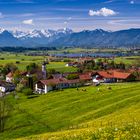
0 0 140 31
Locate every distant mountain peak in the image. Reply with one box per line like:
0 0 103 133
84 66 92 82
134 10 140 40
57 28 73 34
94 29 105 32
0 28 5 34
0 28 139 47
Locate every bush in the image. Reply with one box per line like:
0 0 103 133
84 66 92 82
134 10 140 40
48 68 56 74
0 58 5 60
16 83 24 92
16 61 20 64
22 88 33 96
63 59 71 62
66 74 79 80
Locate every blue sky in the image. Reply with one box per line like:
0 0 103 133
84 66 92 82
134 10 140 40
0 0 140 31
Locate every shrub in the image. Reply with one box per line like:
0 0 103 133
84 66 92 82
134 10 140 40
16 61 20 64
63 59 71 62
66 74 79 80
48 68 56 74
0 58 5 60
22 88 33 96
16 83 24 92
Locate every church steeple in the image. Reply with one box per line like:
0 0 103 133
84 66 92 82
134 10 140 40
42 59 47 79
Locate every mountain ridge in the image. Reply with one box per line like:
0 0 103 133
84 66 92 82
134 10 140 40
0 28 140 48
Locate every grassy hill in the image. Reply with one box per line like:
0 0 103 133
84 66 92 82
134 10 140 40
0 82 140 139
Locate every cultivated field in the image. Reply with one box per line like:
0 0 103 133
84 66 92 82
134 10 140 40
0 52 140 71
0 82 140 139
0 52 77 72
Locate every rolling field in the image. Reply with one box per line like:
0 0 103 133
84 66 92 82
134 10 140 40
115 56 140 65
0 52 140 73
0 53 77 72
0 82 140 139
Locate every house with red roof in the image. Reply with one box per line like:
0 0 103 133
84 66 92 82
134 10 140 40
6 72 14 83
35 78 82 94
79 74 92 82
93 70 135 83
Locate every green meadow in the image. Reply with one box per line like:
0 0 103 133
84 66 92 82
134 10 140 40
0 82 139 139
0 52 139 72
0 53 78 72
115 56 140 65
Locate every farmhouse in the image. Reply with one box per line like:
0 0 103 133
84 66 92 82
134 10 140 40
6 72 14 83
79 74 92 82
35 78 82 94
93 70 135 83
0 81 15 93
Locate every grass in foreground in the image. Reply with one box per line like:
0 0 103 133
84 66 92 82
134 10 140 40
0 82 140 139
18 122 140 140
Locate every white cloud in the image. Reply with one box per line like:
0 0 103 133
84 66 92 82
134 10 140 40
103 0 114 4
64 17 72 25
108 19 140 27
22 19 34 25
89 7 117 17
130 1 134 4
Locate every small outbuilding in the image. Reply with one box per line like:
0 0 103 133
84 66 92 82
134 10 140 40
0 81 15 93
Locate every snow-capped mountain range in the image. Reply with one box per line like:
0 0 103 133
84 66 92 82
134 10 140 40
10 28 73 39
0 28 140 47
0 28 73 47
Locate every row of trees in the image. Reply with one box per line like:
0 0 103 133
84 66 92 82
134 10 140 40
78 59 126 72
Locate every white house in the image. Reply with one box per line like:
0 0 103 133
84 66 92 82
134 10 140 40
6 72 14 83
35 78 82 94
0 81 15 93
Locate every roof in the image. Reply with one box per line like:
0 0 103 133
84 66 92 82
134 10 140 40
6 72 13 78
39 78 80 85
66 79 80 84
78 71 98 81
98 71 114 79
79 74 92 81
0 80 15 87
114 71 132 79
97 70 132 79
20 71 28 76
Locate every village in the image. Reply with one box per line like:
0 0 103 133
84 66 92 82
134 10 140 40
0 0 140 139
0 56 140 95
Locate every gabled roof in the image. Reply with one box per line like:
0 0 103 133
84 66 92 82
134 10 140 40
6 72 13 78
79 74 92 81
98 71 114 78
0 80 15 87
39 78 80 85
113 71 132 79
97 70 132 79
20 71 28 76
40 79 61 85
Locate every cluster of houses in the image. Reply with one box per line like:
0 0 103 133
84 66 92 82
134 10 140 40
35 69 137 94
0 59 139 95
